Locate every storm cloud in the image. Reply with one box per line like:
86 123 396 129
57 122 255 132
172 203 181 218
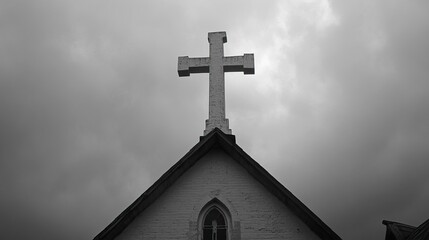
0 1 428 239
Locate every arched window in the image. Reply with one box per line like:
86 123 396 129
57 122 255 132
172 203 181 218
198 199 231 240
203 207 227 240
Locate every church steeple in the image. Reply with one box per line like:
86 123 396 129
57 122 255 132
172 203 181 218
178 31 255 135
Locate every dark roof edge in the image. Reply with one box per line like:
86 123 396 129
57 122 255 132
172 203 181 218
382 220 416 228
407 218 429 240
94 128 342 240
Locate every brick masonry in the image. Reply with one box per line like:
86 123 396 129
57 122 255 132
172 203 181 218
116 148 321 240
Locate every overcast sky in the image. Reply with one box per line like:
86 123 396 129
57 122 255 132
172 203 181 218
1 0 428 239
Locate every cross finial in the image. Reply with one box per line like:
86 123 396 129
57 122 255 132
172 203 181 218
178 31 255 135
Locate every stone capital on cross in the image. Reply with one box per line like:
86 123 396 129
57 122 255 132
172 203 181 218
178 31 255 136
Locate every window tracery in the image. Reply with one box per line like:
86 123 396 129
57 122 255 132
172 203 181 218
198 199 231 240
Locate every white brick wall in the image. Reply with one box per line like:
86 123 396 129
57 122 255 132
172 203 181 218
116 148 321 240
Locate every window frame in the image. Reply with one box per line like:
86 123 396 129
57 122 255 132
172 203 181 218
197 198 232 240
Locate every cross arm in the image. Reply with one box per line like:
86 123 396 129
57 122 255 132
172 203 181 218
223 54 255 74
178 56 210 77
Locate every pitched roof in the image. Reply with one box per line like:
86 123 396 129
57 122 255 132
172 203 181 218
382 220 416 240
407 219 429 240
382 219 429 240
94 128 342 240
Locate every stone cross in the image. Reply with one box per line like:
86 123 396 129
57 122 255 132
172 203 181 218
178 31 254 135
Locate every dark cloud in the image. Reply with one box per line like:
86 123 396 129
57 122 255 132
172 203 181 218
262 1 429 239
0 1 428 239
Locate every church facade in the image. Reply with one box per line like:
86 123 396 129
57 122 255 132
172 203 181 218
94 129 341 240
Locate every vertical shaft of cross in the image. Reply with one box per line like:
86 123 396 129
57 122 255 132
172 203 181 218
207 32 230 135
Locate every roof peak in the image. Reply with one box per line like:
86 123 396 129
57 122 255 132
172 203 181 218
199 127 236 143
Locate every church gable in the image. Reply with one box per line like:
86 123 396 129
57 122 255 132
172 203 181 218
94 128 341 240
117 146 320 240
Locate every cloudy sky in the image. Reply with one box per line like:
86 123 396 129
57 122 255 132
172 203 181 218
1 0 428 239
